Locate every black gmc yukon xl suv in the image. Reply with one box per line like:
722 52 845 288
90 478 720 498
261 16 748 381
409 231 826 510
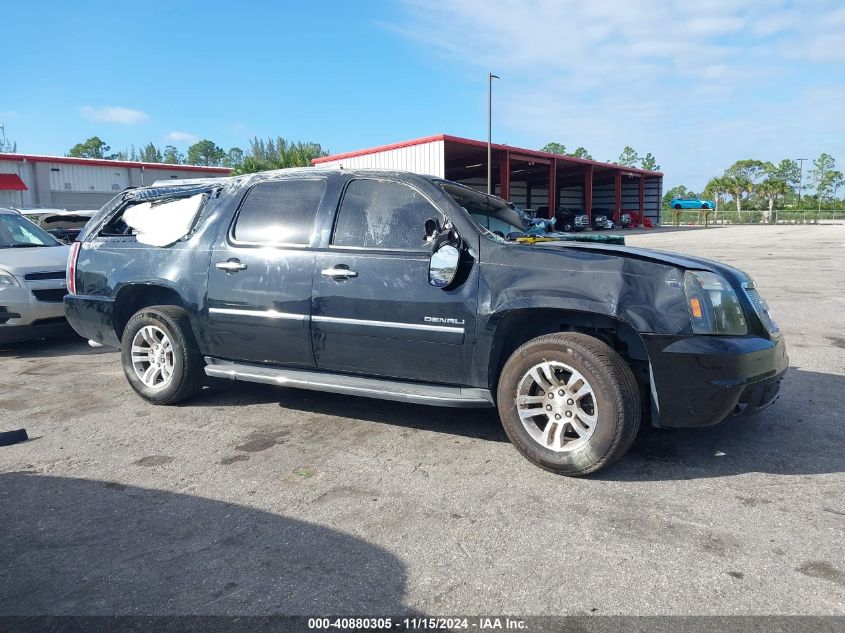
65 169 787 475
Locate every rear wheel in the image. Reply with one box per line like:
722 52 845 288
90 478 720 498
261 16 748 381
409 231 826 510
674 204 682 209
120 305 204 405
496 333 640 476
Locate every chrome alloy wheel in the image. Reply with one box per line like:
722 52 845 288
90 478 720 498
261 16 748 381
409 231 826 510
131 325 175 389
515 360 598 452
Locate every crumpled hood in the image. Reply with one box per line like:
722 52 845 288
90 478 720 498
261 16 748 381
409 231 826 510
532 240 749 284
0 245 70 275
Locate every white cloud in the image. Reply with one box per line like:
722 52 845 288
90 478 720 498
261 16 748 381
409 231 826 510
80 105 149 125
166 131 199 144
0 110 19 120
393 0 845 189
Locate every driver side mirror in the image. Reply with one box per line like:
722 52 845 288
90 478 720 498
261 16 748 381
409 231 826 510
429 243 460 288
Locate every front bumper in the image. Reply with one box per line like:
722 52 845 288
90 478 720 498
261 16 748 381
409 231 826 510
0 283 72 344
643 333 788 428
0 319 74 345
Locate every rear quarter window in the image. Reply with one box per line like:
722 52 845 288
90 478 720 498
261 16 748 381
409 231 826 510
99 192 207 247
232 178 326 246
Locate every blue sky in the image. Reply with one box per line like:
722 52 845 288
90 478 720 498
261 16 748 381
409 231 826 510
2 0 843 190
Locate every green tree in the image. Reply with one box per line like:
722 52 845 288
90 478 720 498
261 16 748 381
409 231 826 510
68 136 115 159
116 145 138 161
723 159 766 220
773 159 801 191
139 142 163 163
808 153 842 210
617 146 639 167
702 176 730 222
541 142 567 155
570 147 592 159
162 145 184 164
640 152 660 171
187 139 226 166
756 175 789 223
224 147 244 168
234 137 328 174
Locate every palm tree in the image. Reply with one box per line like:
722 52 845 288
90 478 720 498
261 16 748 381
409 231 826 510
723 160 766 224
703 176 729 225
721 175 751 223
756 177 789 223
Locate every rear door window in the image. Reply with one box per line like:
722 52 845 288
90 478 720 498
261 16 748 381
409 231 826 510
232 178 326 246
332 179 443 251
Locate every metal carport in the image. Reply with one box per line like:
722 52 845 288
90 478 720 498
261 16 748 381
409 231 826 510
313 134 663 225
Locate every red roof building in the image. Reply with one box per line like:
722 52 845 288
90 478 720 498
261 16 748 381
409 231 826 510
314 134 663 224
0 153 231 210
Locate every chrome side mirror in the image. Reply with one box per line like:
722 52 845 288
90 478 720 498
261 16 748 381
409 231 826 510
429 244 460 288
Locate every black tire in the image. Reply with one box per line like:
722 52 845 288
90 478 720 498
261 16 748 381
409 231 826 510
563 222 573 232
496 333 640 476
674 204 682 210
701 204 709 210
120 305 204 405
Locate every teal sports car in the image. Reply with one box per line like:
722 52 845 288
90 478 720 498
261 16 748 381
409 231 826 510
671 196 715 210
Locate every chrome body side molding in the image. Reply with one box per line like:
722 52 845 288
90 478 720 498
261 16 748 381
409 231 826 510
311 315 464 334
208 307 308 320
204 357 493 408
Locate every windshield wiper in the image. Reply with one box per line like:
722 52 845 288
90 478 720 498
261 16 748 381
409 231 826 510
6 243 51 248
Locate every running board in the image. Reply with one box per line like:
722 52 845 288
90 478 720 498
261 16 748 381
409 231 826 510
203 358 494 408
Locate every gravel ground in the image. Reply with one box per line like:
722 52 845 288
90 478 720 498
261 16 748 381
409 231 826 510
0 225 842 616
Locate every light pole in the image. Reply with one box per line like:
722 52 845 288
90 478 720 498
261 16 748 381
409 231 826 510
796 157 808 223
487 73 499 195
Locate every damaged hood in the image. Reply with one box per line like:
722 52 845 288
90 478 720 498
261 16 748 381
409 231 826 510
531 240 748 282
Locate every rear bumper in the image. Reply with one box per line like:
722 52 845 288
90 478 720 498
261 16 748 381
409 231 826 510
644 333 788 428
64 294 120 347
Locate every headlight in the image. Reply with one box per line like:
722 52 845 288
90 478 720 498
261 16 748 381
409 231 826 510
684 271 747 335
0 268 20 287
741 281 780 337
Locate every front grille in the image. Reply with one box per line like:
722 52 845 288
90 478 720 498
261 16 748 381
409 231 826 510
24 271 65 281
32 289 67 303
743 285 780 336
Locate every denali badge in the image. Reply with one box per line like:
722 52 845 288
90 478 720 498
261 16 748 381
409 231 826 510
424 316 465 325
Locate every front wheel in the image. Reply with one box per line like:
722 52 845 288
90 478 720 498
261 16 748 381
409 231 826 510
496 333 641 476
120 305 205 405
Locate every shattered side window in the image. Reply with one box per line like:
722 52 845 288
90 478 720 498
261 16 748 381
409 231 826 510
101 192 207 247
332 179 443 251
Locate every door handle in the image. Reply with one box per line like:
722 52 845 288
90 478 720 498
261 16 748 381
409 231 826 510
321 267 358 280
216 259 247 273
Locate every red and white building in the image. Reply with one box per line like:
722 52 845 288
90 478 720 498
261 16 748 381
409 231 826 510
313 134 663 224
0 154 232 210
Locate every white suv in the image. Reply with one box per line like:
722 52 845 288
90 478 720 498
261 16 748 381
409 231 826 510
0 208 72 345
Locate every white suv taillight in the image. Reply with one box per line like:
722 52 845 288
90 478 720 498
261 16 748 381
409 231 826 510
67 241 81 294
